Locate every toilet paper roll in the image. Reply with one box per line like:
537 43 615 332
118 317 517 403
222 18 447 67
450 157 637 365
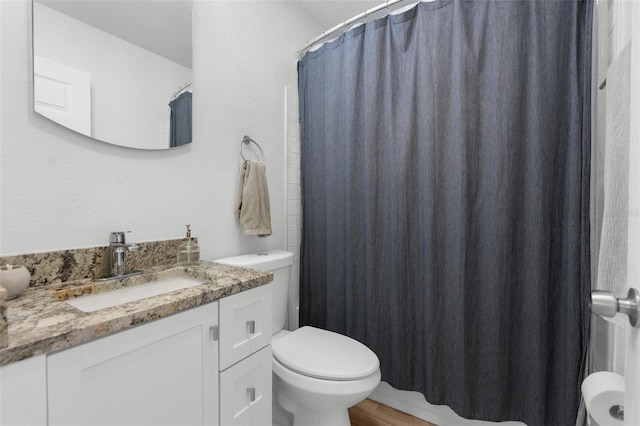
582 372 625 426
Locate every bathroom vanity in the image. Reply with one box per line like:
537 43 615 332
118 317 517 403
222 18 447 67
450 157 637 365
0 262 273 426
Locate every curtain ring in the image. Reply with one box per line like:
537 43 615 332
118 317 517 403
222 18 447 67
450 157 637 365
343 21 347 34
386 0 390 15
363 9 368 24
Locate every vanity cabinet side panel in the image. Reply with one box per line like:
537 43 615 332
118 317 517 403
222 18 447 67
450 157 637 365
47 302 219 426
0 354 47 426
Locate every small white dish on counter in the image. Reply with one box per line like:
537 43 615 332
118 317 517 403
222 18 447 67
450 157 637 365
0 265 31 299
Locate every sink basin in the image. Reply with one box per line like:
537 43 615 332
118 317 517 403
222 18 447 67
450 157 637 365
65 275 206 313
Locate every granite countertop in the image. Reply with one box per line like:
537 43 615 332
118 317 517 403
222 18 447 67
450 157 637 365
0 261 272 367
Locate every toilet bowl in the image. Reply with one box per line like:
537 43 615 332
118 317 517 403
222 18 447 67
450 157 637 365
272 326 381 426
215 251 381 426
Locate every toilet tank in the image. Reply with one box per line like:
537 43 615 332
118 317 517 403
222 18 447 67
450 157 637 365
214 250 294 335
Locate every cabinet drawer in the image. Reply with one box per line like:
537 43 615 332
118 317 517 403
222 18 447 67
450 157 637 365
251 406 273 426
219 345 272 426
219 283 271 370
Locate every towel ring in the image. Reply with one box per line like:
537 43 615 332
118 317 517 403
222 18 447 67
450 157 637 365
240 136 265 162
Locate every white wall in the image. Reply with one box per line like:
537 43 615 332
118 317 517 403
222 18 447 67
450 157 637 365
0 0 323 261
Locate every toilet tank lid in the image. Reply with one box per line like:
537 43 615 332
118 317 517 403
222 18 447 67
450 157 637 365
214 250 293 272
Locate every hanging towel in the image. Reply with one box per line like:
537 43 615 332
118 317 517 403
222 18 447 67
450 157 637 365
169 91 192 147
597 42 631 296
235 160 272 237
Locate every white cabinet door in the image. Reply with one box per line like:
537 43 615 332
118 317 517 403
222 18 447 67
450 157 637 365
219 345 272 426
0 355 47 426
47 303 219 426
219 284 272 370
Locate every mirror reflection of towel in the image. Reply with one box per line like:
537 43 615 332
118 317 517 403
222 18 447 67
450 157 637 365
235 160 272 237
169 91 192 147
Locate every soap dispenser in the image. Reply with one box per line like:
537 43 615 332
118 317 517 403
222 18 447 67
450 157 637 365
177 225 200 265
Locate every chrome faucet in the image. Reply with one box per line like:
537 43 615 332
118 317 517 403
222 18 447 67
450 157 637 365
106 231 140 278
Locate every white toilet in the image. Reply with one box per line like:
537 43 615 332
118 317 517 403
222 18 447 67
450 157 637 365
215 250 381 426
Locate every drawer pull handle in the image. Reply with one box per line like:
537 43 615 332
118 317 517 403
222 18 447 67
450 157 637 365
247 387 256 402
246 320 256 334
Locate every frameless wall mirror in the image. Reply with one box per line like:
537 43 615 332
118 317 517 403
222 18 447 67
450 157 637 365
32 0 193 150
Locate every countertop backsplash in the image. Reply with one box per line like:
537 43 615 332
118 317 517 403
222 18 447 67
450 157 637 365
0 238 192 287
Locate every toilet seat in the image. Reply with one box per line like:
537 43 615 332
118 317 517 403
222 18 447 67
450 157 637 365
272 326 379 381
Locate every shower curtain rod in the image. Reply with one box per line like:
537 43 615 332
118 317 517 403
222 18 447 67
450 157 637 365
298 0 421 59
172 82 192 100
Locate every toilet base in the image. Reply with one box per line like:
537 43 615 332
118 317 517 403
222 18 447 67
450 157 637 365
273 364 381 426
275 383 352 426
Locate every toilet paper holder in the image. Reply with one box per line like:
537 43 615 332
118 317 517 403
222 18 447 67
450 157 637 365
590 287 640 327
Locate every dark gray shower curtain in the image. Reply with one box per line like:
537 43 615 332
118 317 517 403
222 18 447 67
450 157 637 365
298 1 592 425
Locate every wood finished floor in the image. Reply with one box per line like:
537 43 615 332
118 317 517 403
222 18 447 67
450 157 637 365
349 399 437 426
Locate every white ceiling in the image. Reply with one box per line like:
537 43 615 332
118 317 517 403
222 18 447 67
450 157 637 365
37 0 384 68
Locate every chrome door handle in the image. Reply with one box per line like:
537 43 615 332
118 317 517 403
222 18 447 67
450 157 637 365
590 288 640 327
246 320 256 334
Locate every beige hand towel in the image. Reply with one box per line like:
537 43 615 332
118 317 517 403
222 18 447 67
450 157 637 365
235 160 272 237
